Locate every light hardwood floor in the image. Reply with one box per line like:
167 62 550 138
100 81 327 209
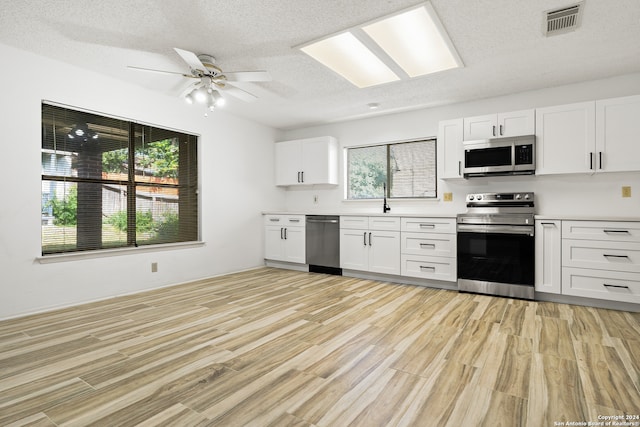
1 267 639 426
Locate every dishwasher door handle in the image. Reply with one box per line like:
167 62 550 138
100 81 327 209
307 219 339 224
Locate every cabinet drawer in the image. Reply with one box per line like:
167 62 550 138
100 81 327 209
563 239 640 273
401 217 456 234
264 214 305 226
562 267 640 304
401 232 456 257
340 216 369 230
401 254 456 282
369 216 401 231
562 221 640 242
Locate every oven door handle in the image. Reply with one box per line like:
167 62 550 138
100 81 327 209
457 224 534 236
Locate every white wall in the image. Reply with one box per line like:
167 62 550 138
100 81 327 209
280 73 640 218
0 43 286 319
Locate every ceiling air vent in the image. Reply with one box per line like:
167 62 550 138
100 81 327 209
544 1 584 36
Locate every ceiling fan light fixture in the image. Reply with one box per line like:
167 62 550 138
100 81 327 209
194 85 209 103
206 92 216 110
212 90 226 107
184 90 196 104
67 123 98 142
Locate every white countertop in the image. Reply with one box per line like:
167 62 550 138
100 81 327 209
535 215 640 222
263 211 457 218
264 211 640 222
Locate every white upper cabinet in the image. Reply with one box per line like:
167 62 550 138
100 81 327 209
275 136 338 186
275 140 301 186
536 95 640 175
595 95 640 173
463 109 535 140
535 101 596 175
437 118 464 179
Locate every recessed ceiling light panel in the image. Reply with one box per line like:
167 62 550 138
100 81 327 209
298 1 463 88
363 3 463 77
300 32 400 88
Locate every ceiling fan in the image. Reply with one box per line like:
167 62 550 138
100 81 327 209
128 48 271 111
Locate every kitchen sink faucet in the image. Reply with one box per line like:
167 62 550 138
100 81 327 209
383 183 391 213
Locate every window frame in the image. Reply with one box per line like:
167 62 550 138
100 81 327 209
345 137 438 201
40 101 201 258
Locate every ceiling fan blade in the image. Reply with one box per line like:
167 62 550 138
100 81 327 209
174 47 207 72
127 65 192 77
223 86 258 103
224 71 272 82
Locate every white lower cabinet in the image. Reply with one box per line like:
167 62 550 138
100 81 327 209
340 228 369 271
563 268 640 304
400 217 456 281
264 215 306 264
401 254 456 282
561 220 640 304
368 231 401 275
340 216 400 275
535 220 562 294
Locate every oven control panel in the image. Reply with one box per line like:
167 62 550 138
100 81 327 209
466 192 534 204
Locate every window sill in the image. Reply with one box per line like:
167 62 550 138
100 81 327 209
36 241 205 264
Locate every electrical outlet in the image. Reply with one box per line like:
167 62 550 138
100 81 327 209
443 192 453 202
151 262 158 273
622 186 632 198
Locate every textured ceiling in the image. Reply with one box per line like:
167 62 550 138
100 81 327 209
1 0 639 130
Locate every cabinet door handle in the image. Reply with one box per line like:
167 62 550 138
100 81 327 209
499 124 503 136
458 161 461 176
589 152 594 170
540 222 556 227
604 229 631 235
492 125 496 136
284 228 287 239
369 232 372 246
419 224 436 229
270 218 280 222
599 151 603 169
420 243 436 248
363 232 367 246
280 228 284 239
301 171 304 183
420 265 436 271
603 283 630 290
603 254 630 260
289 219 300 223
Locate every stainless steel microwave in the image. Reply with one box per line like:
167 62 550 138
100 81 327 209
462 135 535 178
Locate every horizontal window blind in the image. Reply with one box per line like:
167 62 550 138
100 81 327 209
41 103 198 255
389 140 437 198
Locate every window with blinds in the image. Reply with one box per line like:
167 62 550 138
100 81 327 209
346 139 437 200
41 103 198 255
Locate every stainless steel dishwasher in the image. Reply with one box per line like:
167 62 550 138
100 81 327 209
306 215 341 275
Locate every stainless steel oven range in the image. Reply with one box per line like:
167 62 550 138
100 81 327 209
456 192 535 300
